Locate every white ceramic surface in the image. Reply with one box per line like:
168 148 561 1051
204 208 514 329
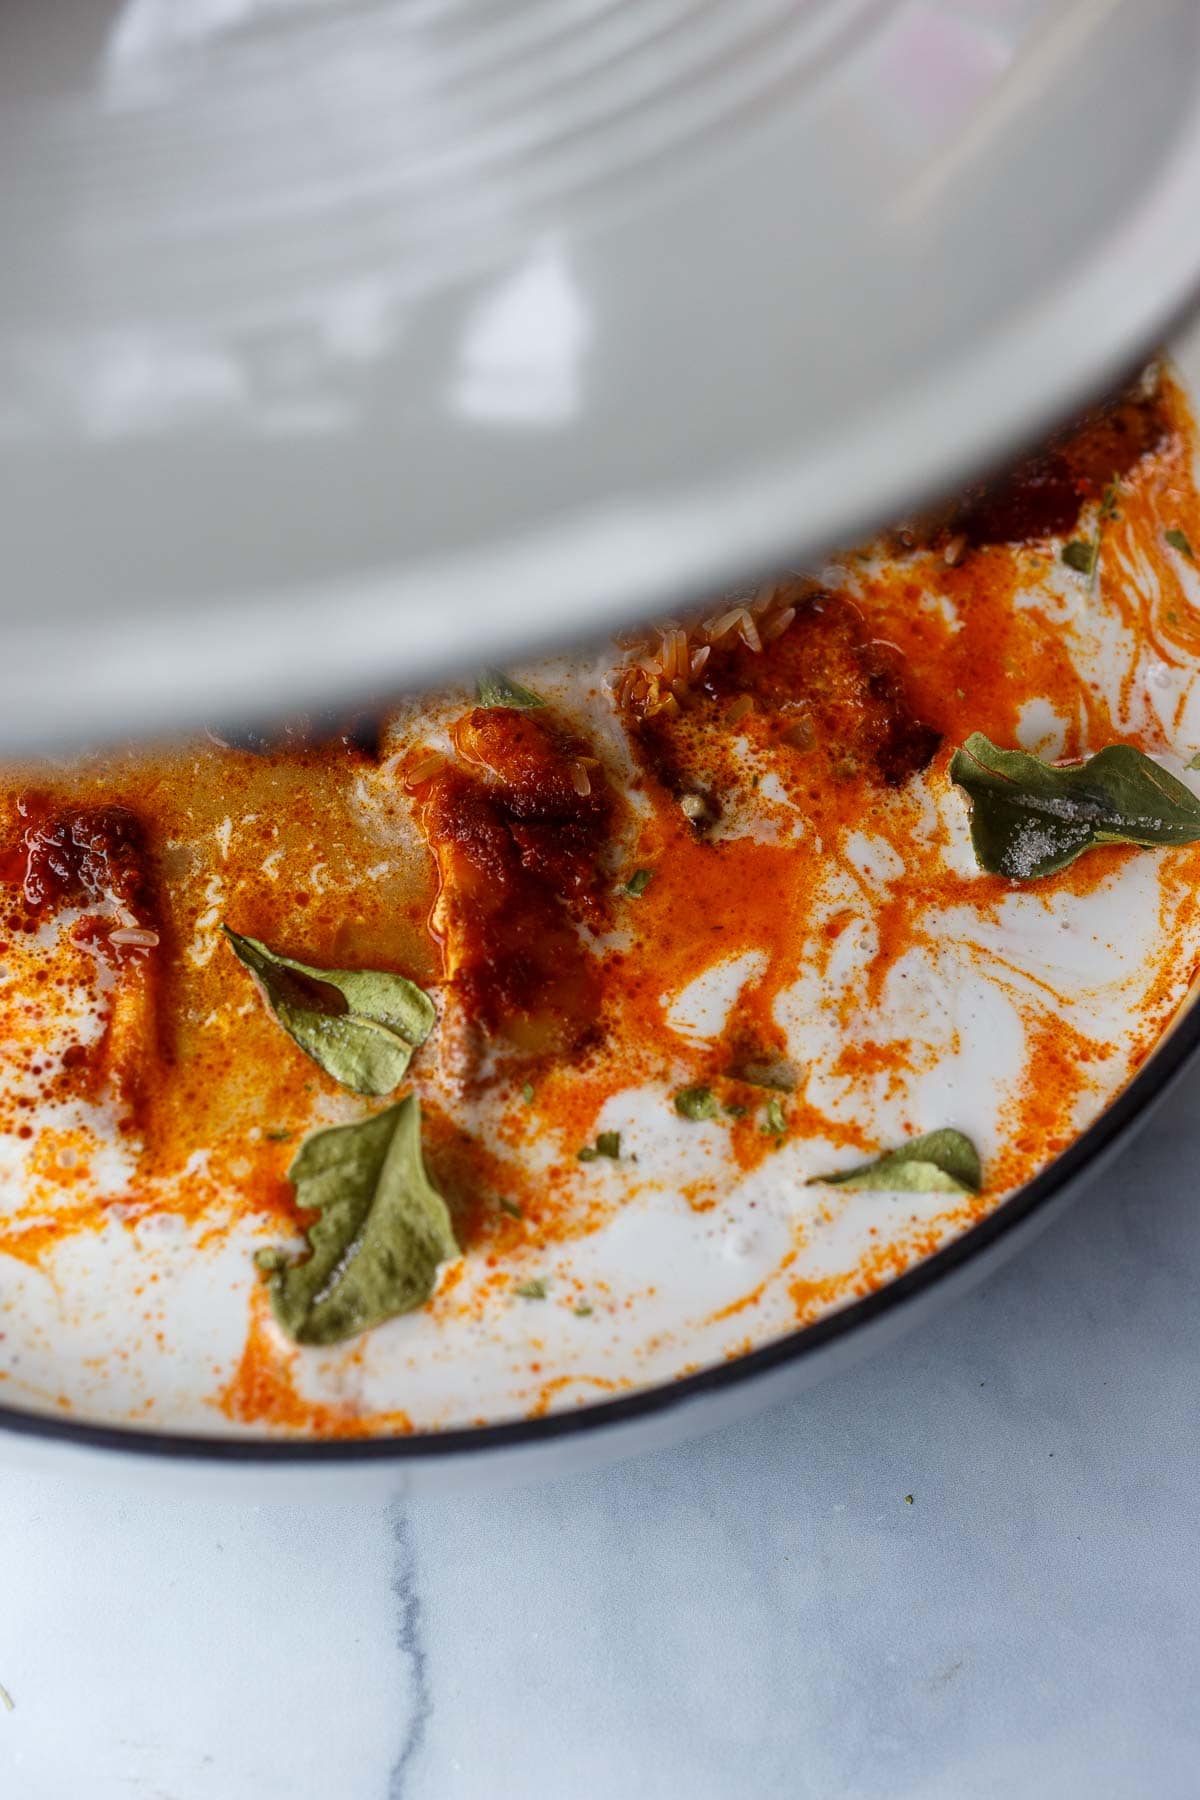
2 1 1200 745
1 1071 1199 1795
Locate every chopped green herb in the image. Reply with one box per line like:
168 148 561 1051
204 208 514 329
521 1082 535 1105
253 1246 288 1274
809 1127 982 1195
1062 482 1119 589
498 1197 523 1219
222 927 435 1096
905 1494 914 1506
949 732 1200 879
260 1096 459 1346
1061 540 1096 576
577 1130 621 1162
574 1303 594 1318
475 669 545 709
674 1085 719 1121
723 1102 749 1119
265 1128 294 1143
624 868 655 897
762 1096 787 1137
1188 754 1200 771
1168 610 1181 625
1166 528 1194 559
514 1277 548 1300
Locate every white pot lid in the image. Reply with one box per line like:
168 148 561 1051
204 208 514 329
3 0 1200 746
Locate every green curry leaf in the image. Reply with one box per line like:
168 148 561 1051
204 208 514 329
475 670 545 710
948 733 1200 880
264 1096 459 1346
808 1128 982 1195
223 927 435 1096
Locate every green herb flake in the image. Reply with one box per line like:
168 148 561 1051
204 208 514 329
578 1130 621 1163
475 669 545 710
521 1082 535 1105
674 1085 719 1121
261 1095 459 1347
762 1096 787 1138
498 1197 523 1219
264 1128 294 1143
808 1127 982 1195
1188 754 1200 771
949 733 1200 880
905 1494 914 1506
1166 528 1194 560
723 1102 749 1119
1061 540 1096 576
1063 482 1119 589
514 1277 548 1300
624 868 655 897
222 927 435 1096
574 1303 594 1318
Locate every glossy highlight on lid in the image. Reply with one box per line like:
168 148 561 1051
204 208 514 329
3 4 1200 749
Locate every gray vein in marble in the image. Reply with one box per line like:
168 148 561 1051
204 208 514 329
389 1506 432 1800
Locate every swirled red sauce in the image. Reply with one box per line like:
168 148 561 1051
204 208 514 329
408 704 621 1067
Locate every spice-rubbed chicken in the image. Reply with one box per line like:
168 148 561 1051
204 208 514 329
0 797 164 1122
626 589 940 823
409 704 620 1074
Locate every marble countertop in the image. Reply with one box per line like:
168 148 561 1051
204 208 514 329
1 1070 1198 1799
